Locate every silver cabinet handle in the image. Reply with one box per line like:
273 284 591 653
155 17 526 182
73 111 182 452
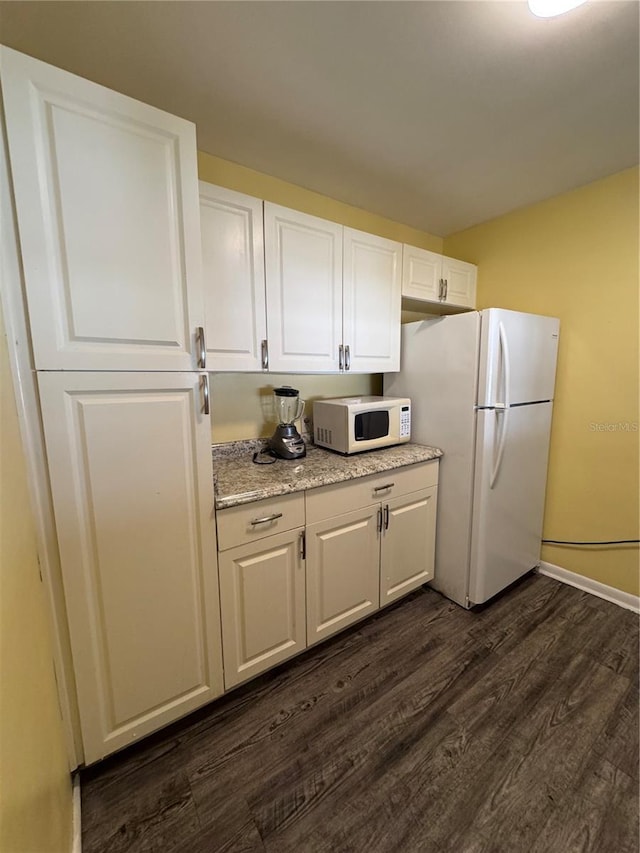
201 373 210 415
345 345 351 371
384 505 390 530
338 344 344 371
374 482 395 492
377 507 383 533
438 279 444 300
250 512 283 526
196 326 206 369
261 339 269 370
444 279 448 300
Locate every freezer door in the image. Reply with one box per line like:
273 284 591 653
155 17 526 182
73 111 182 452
469 402 553 605
477 309 559 407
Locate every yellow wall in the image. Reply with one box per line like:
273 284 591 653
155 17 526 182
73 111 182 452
198 151 443 253
210 373 381 443
444 167 639 597
0 304 73 853
199 151 433 441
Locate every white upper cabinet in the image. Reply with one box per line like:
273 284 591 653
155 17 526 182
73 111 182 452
441 255 477 308
199 192 404 373
402 246 443 303
402 244 477 310
343 228 402 373
264 203 343 373
0 46 204 371
199 183 267 371
261 205 402 373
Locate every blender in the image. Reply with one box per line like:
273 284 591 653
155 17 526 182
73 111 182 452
268 386 306 459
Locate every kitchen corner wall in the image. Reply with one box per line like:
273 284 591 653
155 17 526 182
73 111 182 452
197 151 441 443
0 303 73 853
444 167 640 597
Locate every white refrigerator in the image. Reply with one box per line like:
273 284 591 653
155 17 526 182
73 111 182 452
384 308 559 608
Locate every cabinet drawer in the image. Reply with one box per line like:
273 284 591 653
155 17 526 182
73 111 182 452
217 492 305 551
306 460 439 523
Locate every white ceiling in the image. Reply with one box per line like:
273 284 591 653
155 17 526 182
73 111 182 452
0 1 637 236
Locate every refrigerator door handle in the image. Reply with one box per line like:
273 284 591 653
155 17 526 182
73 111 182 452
490 407 510 488
498 320 511 409
490 322 511 489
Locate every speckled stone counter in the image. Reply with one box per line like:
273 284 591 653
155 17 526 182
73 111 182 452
212 441 443 510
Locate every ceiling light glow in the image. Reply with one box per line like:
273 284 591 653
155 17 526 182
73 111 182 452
528 0 588 17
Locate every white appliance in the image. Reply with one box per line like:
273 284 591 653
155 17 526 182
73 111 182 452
384 309 559 607
313 396 411 454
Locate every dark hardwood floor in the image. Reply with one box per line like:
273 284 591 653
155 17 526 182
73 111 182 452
80 574 640 853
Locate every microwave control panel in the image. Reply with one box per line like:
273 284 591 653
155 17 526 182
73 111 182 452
400 405 411 438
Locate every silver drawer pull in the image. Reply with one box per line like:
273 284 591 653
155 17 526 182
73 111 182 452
374 482 395 492
250 512 283 526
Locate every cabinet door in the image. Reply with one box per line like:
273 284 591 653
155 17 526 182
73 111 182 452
441 256 477 308
380 486 437 606
37 372 223 764
343 228 402 373
306 506 380 646
199 183 267 371
401 245 442 302
264 203 342 372
219 528 306 689
1 47 204 371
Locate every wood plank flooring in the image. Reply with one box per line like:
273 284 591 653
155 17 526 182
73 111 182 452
80 574 639 853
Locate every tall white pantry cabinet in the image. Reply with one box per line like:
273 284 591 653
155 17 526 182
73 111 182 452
1 47 224 763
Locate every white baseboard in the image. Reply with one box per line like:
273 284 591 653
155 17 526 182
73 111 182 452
537 561 640 614
72 773 81 853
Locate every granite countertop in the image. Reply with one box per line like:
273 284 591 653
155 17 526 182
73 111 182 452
212 440 443 510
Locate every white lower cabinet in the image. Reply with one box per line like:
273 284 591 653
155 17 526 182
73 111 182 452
304 460 439 644
37 372 224 764
216 493 307 689
380 487 437 605
306 505 381 646
218 527 307 689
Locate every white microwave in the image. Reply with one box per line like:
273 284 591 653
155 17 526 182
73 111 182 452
313 396 411 455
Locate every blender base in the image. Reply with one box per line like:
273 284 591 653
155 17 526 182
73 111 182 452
268 424 306 459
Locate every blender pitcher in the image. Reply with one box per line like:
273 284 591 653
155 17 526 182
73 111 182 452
268 386 307 459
